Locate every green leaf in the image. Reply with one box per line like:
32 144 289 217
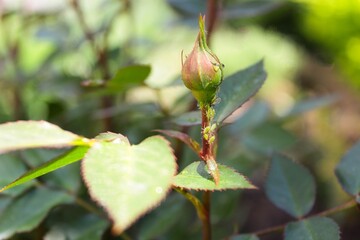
0 197 11 213
43 162 82 193
335 141 360 195
229 234 259 240
285 217 340 240
282 95 338 118
106 65 151 92
138 195 186 240
212 190 241 221
19 149 82 192
265 154 316 218
173 111 201 126
45 205 109 240
173 161 256 191
242 122 297 154
0 154 34 197
0 187 73 239
0 146 89 193
0 121 87 153
82 136 177 234
227 101 269 129
214 60 267 123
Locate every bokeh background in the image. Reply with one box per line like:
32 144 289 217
0 0 359 239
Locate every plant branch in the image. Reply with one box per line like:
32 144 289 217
174 187 208 226
314 198 357 217
176 4 221 239
201 107 211 159
74 194 106 218
34 180 106 218
37 180 133 239
69 0 96 53
175 188 212 239
69 0 112 79
69 0 114 130
198 104 219 240
200 105 219 184
1 14 25 120
249 199 357 237
202 191 212 240
174 0 220 165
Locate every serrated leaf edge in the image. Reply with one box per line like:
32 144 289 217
81 135 177 234
173 162 257 191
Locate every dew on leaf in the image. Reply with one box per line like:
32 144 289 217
155 187 163 194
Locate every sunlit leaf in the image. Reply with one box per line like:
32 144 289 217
173 161 256 191
214 60 267 123
19 149 82 192
0 146 89 193
335 141 360 195
0 187 73 239
82 136 177 234
285 217 340 240
265 154 315 218
0 121 87 153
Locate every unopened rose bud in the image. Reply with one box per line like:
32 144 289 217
181 15 224 106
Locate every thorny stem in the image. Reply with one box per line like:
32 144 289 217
200 105 219 184
199 2 221 238
201 107 211 158
176 105 217 240
175 0 220 163
249 199 357 237
199 105 218 240
202 191 212 240
176 2 221 239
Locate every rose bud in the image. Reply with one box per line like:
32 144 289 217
181 15 224 107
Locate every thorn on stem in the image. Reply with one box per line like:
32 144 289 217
206 158 220 185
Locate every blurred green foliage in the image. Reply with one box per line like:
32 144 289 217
300 0 360 88
0 0 359 239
